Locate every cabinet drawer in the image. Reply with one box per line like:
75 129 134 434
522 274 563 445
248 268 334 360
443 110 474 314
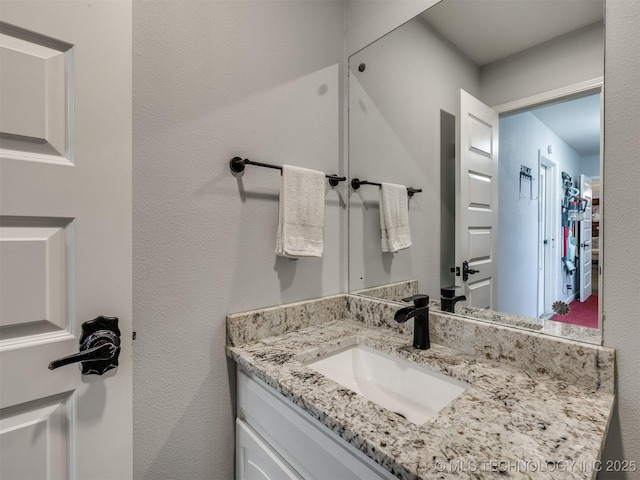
237 369 393 480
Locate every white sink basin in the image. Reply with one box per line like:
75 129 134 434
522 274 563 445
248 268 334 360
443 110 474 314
305 344 469 425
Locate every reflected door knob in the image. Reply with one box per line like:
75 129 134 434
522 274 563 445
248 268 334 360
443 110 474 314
462 261 479 281
48 316 121 375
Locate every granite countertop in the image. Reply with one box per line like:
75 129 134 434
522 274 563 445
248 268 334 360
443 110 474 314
352 280 602 345
227 314 615 480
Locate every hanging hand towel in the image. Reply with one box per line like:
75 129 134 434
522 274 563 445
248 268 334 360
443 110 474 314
276 165 325 258
380 182 412 253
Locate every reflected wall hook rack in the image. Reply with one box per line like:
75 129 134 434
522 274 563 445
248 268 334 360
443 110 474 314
351 178 422 197
519 165 534 200
229 157 346 187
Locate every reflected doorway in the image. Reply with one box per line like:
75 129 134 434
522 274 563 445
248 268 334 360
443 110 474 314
497 90 601 328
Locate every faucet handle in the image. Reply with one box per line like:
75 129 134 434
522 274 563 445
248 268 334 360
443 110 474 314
402 294 429 307
440 285 462 298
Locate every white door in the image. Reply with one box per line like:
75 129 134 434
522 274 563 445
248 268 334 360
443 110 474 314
0 2 132 479
579 174 593 302
538 154 559 317
456 90 499 309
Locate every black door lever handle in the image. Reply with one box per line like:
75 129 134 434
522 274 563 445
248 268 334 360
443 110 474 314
48 342 117 370
48 316 121 375
462 261 479 281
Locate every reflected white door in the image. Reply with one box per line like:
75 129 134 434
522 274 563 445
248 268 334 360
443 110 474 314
579 174 593 302
538 154 559 317
0 2 132 479
456 90 499 309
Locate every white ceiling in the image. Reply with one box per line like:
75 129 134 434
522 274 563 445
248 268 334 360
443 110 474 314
529 92 601 157
422 0 604 66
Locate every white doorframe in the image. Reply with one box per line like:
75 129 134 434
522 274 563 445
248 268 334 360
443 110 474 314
492 77 604 114
538 153 559 317
538 163 546 316
597 89 604 330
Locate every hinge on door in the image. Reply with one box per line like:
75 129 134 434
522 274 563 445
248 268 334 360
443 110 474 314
132 331 136 340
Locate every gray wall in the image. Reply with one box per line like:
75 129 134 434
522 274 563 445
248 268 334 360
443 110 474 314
600 1 640 478
346 0 436 55
480 22 604 107
582 154 601 179
133 2 345 478
348 16 479 296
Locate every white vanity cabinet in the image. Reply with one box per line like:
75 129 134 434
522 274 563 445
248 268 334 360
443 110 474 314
236 369 395 480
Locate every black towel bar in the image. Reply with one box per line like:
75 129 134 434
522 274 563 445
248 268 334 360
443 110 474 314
351 178 422 197
230 157 346 187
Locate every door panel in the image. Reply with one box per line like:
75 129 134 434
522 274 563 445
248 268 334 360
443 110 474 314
467 228 492 263
0 394 70 479
0 22 72 163
467 171 492 209
456 90 499 309
467 279 492 309
0 222 68 330
0 2 132 478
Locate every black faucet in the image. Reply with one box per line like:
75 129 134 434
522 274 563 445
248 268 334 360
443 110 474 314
394 294 430 350
440 286 466 313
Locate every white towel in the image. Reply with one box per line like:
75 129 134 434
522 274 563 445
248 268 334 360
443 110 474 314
276 165 325 258
380 182 412 253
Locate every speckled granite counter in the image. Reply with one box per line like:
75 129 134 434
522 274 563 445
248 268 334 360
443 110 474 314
227 295 615 480
352 279 419 303
441 302 602 345
351 281 602 345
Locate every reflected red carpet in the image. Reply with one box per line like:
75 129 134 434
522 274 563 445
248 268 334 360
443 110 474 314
551 295 598 328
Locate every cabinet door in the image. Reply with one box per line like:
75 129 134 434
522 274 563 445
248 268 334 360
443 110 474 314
236 419 302 480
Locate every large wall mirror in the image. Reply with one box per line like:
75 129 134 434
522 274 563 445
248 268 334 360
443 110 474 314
348 0 604 344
